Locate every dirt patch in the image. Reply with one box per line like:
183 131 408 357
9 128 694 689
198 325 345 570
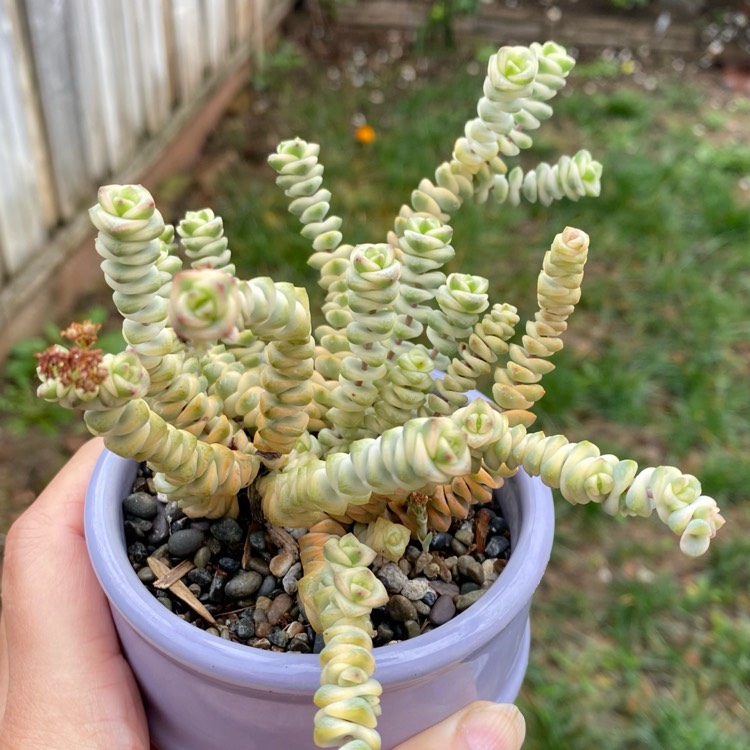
0 428 89 533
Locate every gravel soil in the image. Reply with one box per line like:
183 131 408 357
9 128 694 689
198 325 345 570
122 465 514 653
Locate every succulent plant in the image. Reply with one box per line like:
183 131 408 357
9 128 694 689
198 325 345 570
36 41 724 750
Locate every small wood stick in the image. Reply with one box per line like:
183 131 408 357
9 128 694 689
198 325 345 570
146 556 217 626
267 526 299 559
152 558 195 590
475 509 492 555
241 531 253 570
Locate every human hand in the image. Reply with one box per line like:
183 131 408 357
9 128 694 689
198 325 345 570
0 438 149 749
395 701 525 750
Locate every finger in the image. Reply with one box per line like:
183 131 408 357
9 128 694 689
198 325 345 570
0 438 148 746
394 701 526 750
0 617 8 719
1 437 119 689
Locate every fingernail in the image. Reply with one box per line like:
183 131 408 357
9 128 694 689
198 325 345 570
460 703 526 750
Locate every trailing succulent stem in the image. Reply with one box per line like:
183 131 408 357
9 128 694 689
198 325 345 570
298 535 387 750
455 400 725 557
36 40 725 750
492 225 589 426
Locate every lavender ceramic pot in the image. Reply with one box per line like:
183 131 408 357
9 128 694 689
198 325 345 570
85 449 554 750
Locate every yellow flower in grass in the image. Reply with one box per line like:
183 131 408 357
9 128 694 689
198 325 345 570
355 124 376 144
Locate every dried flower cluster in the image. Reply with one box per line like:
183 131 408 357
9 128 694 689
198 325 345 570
36 322 106 394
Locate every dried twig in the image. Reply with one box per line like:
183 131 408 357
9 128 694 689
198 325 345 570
474 509 492 555
267 525 299 559
147 556 217 626
152 559 195 590
241 531 253 570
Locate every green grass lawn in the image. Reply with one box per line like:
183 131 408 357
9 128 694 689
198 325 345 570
3 34 749 749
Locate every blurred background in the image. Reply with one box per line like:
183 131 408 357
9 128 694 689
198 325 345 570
1 0 749 747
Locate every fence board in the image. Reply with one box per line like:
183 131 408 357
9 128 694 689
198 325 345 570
233 0 253 48
204 0 230 72
555 14 695 54
22 0 85 220
83 2 121 174
68 1 107 180
265 0 294 30
0 0 46 277
134 0 172 135
171 0 205 102
103 0 145 172
338 1 698 55
119 1 147 142
336 1 427 30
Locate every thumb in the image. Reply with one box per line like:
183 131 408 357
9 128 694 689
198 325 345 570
394 701 526 750
0 438 148 746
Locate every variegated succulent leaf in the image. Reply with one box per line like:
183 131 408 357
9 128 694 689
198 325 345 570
178 207 235 275
353 518 411 563
169 269 241 343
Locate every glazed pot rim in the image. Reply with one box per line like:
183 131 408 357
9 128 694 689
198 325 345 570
85 447 554 694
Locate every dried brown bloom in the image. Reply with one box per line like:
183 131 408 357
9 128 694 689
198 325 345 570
36 345 106 392
60 320 101 348
474 508 492 555
408 491 430 509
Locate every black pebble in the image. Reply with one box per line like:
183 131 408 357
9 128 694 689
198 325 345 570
170 516 192 534
147 512 169 545
168 529 206 558
208 571 227 602
219 557 241 574
257 575 278 598
187 568 213 588
124 517 153 541
489 516 509 536
127 542 149 565
485 535 510 558
236 621 255 640
248 530 267 551
430 532 452 551
268 630 290 649
210 518 244 545
123 492 158 519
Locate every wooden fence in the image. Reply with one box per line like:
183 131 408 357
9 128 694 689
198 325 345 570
0 0 292 359
335 0 700 55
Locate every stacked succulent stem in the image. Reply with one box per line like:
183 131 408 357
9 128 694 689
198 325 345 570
492 225 589 426
90 186 184 397
298 535 388 750
321 243 401 445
